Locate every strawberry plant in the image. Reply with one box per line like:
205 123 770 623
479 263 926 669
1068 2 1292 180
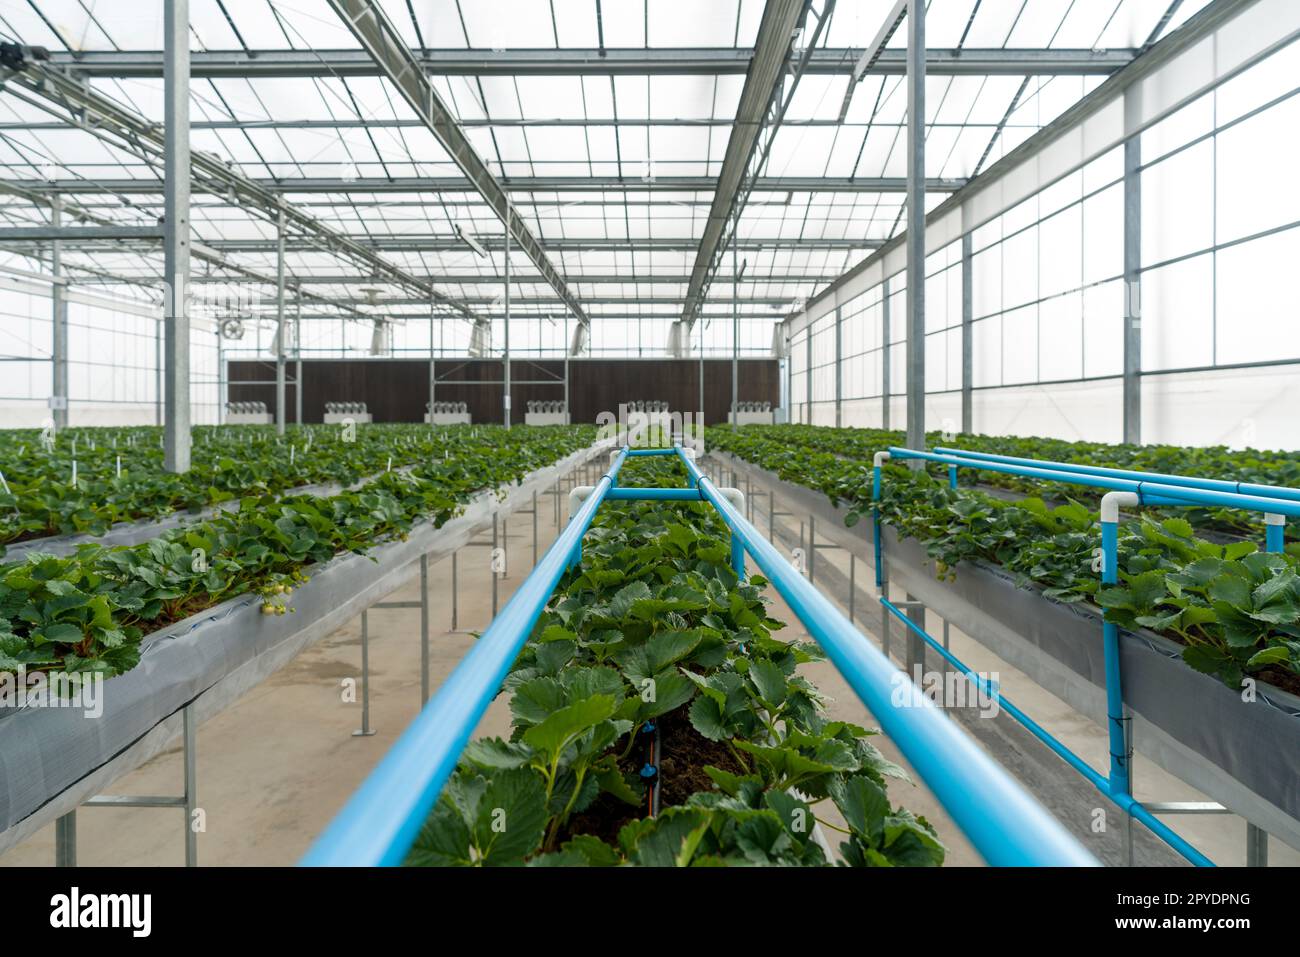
0 426 597 678
0 424 588 551
405 455 944 867
706 425 1300 693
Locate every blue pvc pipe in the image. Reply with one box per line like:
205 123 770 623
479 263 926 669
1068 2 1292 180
881 598 1104 788
947 464 958 490
677 448 1097 866
892 447 1300 519
872 464 885 589
934 446 1300 505
879 596 1212 867
1267 520 1286 553
731 529 746 580
606 487 704 501
1100 519 1130 799
301 449 630 866
625 447 677 457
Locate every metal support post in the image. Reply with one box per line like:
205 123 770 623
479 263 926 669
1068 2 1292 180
295 295 303 426
353 610 375 737
182 702 197 867
904 0 926 456
275 207 286 435
420 553 430 704
1246 823 1269 867
848 553 855 623
451 550 459 631
1122 125 1142 444
51 195 68 429
492 512 500 617
55 810 76 867
162 0 191 472
808 513 816 584
503 210 511 428
881 276 891 430
961 231 973 434
732 213 740 424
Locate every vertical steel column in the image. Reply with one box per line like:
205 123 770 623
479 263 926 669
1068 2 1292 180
732 214 740 425
698 311 705 428
563 333 571 423
55 810 76 867
503 211 511 428
163 0 191 472
834 303 843 427
881 277 891 430
216 328 224 425
50 195 68 429
1123 123 1142 445
155 319 163 427
783 347 792 424
294 294 303 426
275 208 286 436
961 231 973 435
873 458 890 658
353 610 375 737
904 0 926 456
420 554 430 704
804 330 812 424
436 291 441 418
182 703 197 867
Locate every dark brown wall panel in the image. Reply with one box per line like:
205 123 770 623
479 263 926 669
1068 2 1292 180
227 357 778 425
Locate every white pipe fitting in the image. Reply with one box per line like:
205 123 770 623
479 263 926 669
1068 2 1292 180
717 487 744 515
1265 512 1286 526
1100 490 1140 523
873 451 891 468
567 485 595 521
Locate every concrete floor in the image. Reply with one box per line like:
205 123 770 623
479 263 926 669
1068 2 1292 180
1 454 1292 867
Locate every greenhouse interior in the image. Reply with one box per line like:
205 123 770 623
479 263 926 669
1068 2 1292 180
0 0 1297 907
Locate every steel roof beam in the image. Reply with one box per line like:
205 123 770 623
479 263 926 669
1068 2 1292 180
44 236 881 253
325 0 588 327
4 176 963 194
77 273 840 285
681 0 810 331
0 58 478 320
42 47 1135 78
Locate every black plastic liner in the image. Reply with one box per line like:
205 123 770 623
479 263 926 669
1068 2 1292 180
710 449 1300 848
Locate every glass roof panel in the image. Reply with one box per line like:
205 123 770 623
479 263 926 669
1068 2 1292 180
0 0 1214 347
647 0 745 47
